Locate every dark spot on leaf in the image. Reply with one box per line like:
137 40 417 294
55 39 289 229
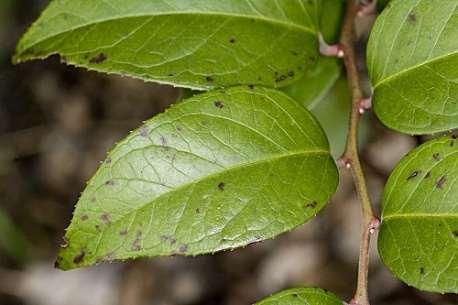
452 230 458 238
131 231 142 251
195 208 201 214
218 182 225 191
408 12 417 23
432 153 441 161
160 136 167 146
91 197 96 203
248 84 254 89
407 170 420 180
160 235 176 245
436 175 447 189
419 267 425 275
451 134 457 146
290 50 299 56
178 244 188 253
292 294 299 298
168 72 175 77
139 127 149 138
80 214 89 221
105 157 112 164
275 74 287 82
176 126 183 132
73 251 85 264
105 179 115 186
229 38 236 43
214 101 224 109
206 76 214 82
424 171 431 179
95 224 101 232
89 53 107 64
288 70 294 77
305 201 318 209
119 229 128 236
100 213 111 224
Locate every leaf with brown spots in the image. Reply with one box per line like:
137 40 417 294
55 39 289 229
379 136 458 293
55 86 337 270
13 0 321 90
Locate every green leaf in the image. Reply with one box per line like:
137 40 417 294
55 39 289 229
254 287 343 305
56 86 338 270
283 57 341 108
282 0 344 108
378 135 458 293
367 0 458 134
311 77 371 158
14 0 322 90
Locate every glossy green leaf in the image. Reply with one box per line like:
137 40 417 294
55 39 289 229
14 0 322 90
378 135 458 293
283 57 341 108
254 287 343 305
311 77 371 158
282 0 344 108
367 0 458 134
56 86 338 270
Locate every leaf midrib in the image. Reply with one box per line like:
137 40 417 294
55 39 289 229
372 49 458 90
17 10 316 56
383 213 458 220
74 149 331 255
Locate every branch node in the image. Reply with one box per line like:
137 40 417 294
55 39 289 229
358 97 372 114
319 33 345 58
337 157 352 169
368 217 381 234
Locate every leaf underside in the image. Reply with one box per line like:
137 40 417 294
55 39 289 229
368 0 458 134
14 0 322 90
56 86 338 270
379 135 458 293
254 287 343 305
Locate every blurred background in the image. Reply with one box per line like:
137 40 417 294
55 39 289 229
0 1 457 305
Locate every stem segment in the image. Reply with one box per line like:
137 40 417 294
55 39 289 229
339 1 380 305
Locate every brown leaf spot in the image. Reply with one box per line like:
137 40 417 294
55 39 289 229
105 179 115 186
229 38 236 43
436 175 447 189
100 213 111 224
419 267 425 275
80 214 89 221
424 171 431 179
195 208 201 214
89 53 107 64
178 244 188 253
218 182 225 191
214 100 224 109
119 229 128 236
407 170 420 180
73 251 85 264
105 157 112 164
408 12 417 23
206 76 214 82
452 230 458 238
432 153 441 161
305 201 318 209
